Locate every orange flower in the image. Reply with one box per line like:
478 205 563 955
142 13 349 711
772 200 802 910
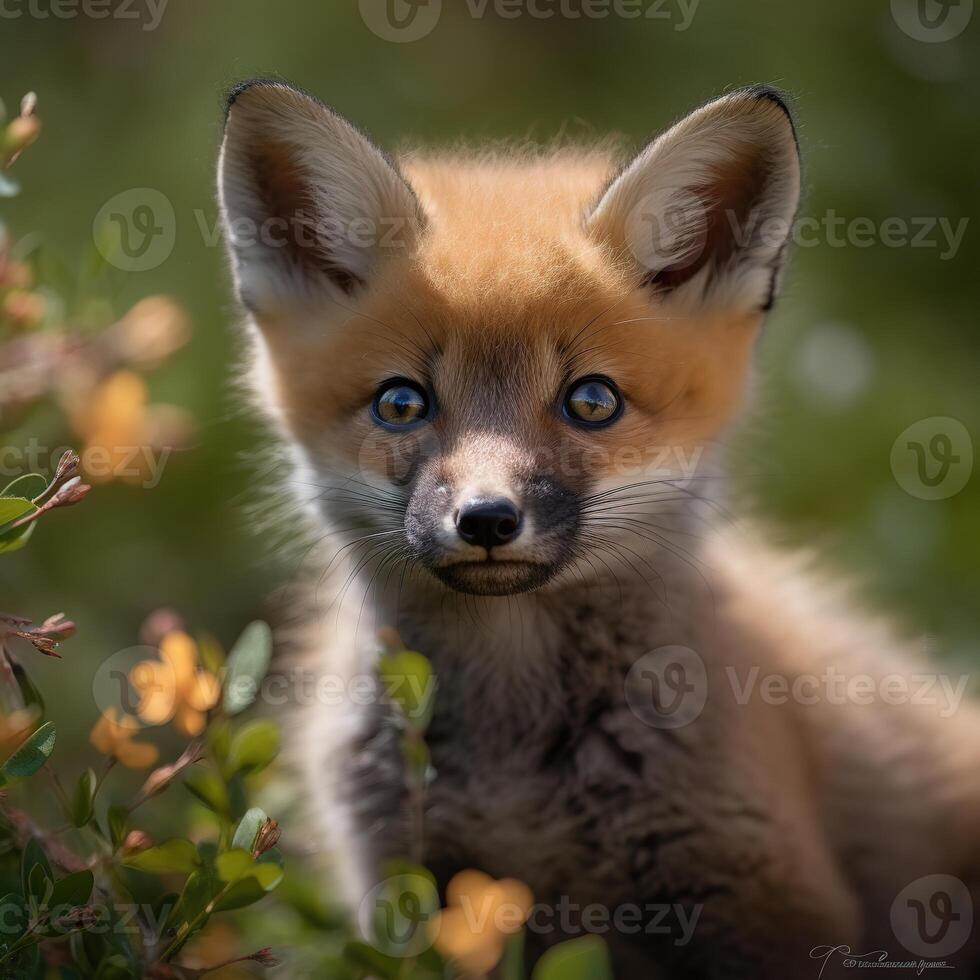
430 871 533 976
67 369 191 485
116 295 190 370
0 708 40 759
130 631 220 737
89 709 158 769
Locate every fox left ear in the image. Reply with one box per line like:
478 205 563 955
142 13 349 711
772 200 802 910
218 80 425 315
588 87 801 313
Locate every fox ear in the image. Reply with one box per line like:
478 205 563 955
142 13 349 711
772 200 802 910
218 80 425 314
588 87 801 313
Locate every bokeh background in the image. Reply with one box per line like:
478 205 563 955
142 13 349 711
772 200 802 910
1 0 978 824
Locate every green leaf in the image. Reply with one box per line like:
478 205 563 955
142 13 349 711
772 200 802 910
69 768 97 827
276 871 349 930
0 497 33 526
50 869 94 909
343 942 403 980
121 839 199 875
210 876 268 913
214 849 253 883
226 720 279 776
196 632 225 674
28 862 53 906
183 771 228 816
206 718 231 766
0 474 47 500
2 722 56 779
0 893 28 941
92 953 132 980
231 806 267 853
214 845 282 892
20 838 51 897
164 860 221 956
0 497 37 554
222 621 272 715
402 737 431 787
0 520 35 554
106 805 129 849
365 865 440 959
379 650 435 727
11 661 44 717
532 936 613 980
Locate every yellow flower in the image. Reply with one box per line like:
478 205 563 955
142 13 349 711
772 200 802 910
89 709 158 769
130 631 220 737
430 871 533 976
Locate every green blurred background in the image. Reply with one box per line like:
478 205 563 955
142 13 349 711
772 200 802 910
1 0 978 762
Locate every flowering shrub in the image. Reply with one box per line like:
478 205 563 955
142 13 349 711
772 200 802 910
0 90 613 979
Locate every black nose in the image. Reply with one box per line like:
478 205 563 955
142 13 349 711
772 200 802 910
455 498 522 550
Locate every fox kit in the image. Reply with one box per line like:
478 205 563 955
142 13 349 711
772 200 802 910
217 81 980 977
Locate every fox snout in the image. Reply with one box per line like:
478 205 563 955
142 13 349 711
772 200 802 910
404 441 580 596
454 498 522 550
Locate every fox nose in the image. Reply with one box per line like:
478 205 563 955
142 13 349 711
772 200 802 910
455 498 522 550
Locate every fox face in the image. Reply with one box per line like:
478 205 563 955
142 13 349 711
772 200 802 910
218 82 800 596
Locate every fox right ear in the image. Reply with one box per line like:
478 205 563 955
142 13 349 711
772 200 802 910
218 80 425 315
588 87 801 315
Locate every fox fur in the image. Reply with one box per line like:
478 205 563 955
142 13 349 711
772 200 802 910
217 80 980 978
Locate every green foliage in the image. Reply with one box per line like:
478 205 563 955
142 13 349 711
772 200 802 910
69 768 97 828
226 719 280 776
532 936 614 980
223 621 273 716
122 839 200 875
0 610 290 976
1 721 56 781
0 91 610 976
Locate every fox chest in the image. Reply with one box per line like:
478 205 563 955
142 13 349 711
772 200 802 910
419 701 674 900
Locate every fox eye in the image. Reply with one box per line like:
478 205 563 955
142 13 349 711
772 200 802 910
564 376 623 427
373 379 429 427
